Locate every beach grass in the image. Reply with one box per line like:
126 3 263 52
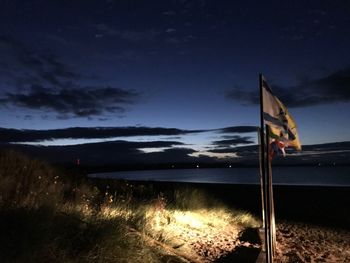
0 150 261 262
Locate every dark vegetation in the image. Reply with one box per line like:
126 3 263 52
0 150 163 262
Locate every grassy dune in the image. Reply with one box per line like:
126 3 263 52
0 150 260 262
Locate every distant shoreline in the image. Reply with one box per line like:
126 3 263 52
88 166 350 187
80 163 350 174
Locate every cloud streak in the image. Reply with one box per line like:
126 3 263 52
205 134 255 155
218 126 258 133
0 140 212 166
227 68 350 107
212 135 254 147
0 126 205 143
1 85 138 118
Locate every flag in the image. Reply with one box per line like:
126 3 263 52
268 135 286 161
262 76 302 152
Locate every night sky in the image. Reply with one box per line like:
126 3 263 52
1 0 350 164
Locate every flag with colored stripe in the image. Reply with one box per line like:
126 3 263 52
262 76 301 155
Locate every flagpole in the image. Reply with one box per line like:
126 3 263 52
265 124 274 262
259 73 271 263
266 126 277 257
258 128 265 229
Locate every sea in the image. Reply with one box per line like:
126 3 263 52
89 166 350 187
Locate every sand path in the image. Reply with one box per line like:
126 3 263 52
275 222 350 263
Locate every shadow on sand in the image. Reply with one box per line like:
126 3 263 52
214 228 261 263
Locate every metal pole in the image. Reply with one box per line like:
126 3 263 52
259 74 271 263
266 127 276 256
270 171 276 256
265 124 273 262
258 128 265 229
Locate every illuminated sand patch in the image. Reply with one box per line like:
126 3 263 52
84 193 261 262
143 208 260 262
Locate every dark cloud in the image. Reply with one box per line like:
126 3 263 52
105 140 184 149
218 126 258 133
226 68 350 107
1 85 138 118
0 125 259 144
2 139 350 166
212 135 254 147
0 140 213 166
287 141 350 153
207 135 254 155
0 36 140 118
229 145 259 157
0 35 80 89
206 133 255 156
0 126 204 143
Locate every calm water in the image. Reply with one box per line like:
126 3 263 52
89 166 350 186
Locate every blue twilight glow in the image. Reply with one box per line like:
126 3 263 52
0 1 350 160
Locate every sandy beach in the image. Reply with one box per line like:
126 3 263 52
275 221 350 262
